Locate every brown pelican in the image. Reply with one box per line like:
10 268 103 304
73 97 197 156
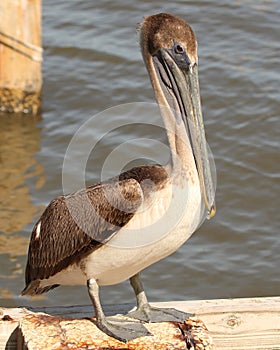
22 13 216 342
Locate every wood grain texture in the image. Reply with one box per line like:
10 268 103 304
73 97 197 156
18 314 214 350
1 297 280 349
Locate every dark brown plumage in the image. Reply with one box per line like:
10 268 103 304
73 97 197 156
22 165 168 296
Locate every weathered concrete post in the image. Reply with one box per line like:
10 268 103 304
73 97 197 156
0 0 42 115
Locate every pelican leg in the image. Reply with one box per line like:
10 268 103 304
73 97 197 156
87 278 151 342
128 273 193 323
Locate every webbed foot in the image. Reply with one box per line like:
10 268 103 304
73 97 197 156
95 315 152 343
128 303 193 323
87 278 152 343
129 273 193 323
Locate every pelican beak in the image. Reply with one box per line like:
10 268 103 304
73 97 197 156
153 48 216 219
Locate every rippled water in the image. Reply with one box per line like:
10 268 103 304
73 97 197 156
0 0 279 309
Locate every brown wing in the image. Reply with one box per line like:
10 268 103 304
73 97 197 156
22 177 143 294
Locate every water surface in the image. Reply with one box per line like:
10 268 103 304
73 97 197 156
0 0 279 308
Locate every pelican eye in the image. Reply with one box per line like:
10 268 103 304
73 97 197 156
174 43 185 54
171 42 191 69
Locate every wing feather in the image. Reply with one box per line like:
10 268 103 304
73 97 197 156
23 177 143 292
22 164 169 295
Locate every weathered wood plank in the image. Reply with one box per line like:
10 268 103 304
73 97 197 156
0 0 42 114
1 297 280 349
18 314 214 350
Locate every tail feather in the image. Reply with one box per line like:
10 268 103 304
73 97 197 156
21 280 60 296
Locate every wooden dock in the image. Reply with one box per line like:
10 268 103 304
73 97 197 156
1 296 280 349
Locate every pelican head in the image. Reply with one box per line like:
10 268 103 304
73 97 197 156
140 13 216 218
